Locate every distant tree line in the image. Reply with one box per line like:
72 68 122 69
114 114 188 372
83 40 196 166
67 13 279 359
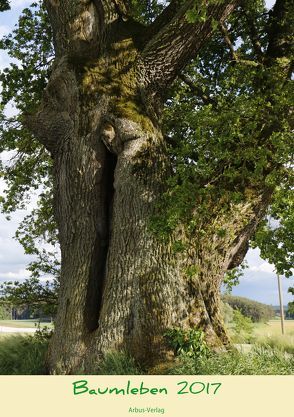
222 295 275 323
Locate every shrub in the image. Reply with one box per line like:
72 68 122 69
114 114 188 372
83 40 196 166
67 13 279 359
230 309 254 343
0 334 48 374
164 327 209 358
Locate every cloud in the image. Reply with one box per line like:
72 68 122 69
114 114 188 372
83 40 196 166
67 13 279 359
0 268 30 280
10 0 32 8
250 262 276 274
231 266 294 305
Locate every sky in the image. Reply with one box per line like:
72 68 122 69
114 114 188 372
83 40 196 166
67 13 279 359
0 0 293 306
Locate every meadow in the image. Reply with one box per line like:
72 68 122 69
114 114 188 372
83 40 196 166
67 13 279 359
252 319 294 354
0 319 293 375
0 319 53 329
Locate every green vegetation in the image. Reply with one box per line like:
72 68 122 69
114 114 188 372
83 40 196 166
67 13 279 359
72 345 294 376
228 310 254 343
1 321 293 375
222 295 275 322
288 287 294 315
0 333 48 374
95 351 142 375
0 319 53 329
164 328 209 358
167 347 294 375
0 305 11 320
253 320 294 355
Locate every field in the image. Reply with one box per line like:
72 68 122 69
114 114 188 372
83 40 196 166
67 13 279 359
253 320 294 354
0 319 53 329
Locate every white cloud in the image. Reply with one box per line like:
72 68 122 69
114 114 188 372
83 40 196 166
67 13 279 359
0 268 30 280
250 262 276 274
10 0 32 8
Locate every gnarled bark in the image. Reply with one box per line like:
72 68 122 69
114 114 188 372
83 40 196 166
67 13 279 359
27 0 282 374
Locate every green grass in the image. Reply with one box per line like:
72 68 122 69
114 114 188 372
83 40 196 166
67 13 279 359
252 320 294 354
0 334 48 374
95 351 142 375
167 346 294 375
0 320 293 375
0 319 53 329
84 345 294 376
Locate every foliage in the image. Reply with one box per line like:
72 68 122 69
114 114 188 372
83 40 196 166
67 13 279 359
0 277 58 316
151 0 293 274
288 287 294 315
222 294 275 322
164 327 209 358
95 351 142 375
221 302 254 343
221 301 234 325
223 262 248 293
230 309 254 343
251 186 294 277
0 304 11 320
167 346 294 375
0 1 10 12
0 1 57 281
0 333 48 374
130 0 164 23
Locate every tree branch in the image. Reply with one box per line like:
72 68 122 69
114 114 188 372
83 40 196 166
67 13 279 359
138 0 237 92
144 0 183 40
219 21 238 61
219 21 260 67
178 73 217 106
45 0 131 57
45 0 99 56
266 0 293 61
243 12 264 61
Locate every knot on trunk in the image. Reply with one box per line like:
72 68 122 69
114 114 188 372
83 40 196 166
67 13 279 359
100 115 149 154
101 122 120 154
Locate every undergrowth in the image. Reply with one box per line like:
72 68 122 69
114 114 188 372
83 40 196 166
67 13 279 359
0 333 48 375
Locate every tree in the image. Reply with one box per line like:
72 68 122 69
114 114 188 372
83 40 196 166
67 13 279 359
0 1 10 12
0 1 292 374
288 287 294 316
222 295 275 323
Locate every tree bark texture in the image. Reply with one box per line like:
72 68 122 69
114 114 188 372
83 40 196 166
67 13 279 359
28 0 277 374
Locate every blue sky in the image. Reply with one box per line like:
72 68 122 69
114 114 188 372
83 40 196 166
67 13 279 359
1 0 293 306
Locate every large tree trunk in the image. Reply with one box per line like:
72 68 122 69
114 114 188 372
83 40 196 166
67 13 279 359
28 0 268 374
44 54 269 372
46 73 233 373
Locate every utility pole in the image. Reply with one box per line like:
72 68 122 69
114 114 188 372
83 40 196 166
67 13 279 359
277 274 285 335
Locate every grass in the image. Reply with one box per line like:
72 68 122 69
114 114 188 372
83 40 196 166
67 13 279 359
0 334 48 374
94 346 294 375
0 319 54 329
252 320 294 354
167 346 294 375
95 351 142 375
0 319 293 375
